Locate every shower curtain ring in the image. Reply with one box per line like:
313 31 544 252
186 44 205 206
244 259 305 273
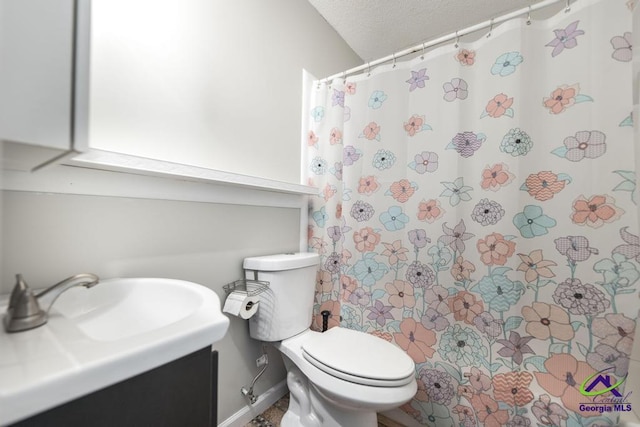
421 43 426 60
565 0 571 12
486 18 494 38
367 62 371 77
454 31 460 48
526 5 532 25
342 71 347 84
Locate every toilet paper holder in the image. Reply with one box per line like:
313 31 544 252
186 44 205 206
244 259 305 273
222 280 269 318
224 280 269 310
223 279 270 297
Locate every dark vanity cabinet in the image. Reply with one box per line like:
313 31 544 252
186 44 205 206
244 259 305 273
11 348 218 427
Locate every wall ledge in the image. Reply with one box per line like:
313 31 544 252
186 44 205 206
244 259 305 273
2 161 308 209
64 150 317 195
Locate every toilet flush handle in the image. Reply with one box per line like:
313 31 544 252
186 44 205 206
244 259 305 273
320 310 331 332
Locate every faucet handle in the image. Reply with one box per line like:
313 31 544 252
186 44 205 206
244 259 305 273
9 275 43 318
8 274 29 309
4 274 47 332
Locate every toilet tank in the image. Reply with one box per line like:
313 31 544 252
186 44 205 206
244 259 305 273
243 253 320 342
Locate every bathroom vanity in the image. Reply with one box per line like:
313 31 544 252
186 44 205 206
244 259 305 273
0 278 230 426
10 348 218 427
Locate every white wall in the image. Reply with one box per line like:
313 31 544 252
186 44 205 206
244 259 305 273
1 0 361 424
628 3 640 423
88 0 361 184
2 186 299 423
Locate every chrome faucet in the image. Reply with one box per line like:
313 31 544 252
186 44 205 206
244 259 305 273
3 273 99 333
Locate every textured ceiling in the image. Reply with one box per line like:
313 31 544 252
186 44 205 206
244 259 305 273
308 0 548 61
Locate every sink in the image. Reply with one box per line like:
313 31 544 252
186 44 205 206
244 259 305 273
54 278 205 341
0 277 229 425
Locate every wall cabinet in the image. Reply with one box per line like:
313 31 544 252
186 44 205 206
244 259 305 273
1 0 315 193
0 0 80 171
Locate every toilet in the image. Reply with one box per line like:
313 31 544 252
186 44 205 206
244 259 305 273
243 252 417 427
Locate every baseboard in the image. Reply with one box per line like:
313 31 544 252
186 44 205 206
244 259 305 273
217 380 288 427
380 407 423 427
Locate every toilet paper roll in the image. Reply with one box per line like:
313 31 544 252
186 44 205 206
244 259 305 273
223 292 260 319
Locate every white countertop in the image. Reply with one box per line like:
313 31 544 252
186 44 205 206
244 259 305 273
0 278 229 425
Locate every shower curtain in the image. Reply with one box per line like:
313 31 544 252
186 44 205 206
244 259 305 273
305 0 636 425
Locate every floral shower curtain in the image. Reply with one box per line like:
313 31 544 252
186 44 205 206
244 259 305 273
305 0 636 426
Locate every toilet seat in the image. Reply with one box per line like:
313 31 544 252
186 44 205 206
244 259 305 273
301 328 415 387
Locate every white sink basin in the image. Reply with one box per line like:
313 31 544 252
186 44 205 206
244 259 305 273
54 278 206 341
0 277 229 426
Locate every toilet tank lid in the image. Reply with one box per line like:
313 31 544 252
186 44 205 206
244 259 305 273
243 252 320 271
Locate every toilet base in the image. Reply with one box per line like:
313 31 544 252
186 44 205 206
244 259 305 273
281 356 379 427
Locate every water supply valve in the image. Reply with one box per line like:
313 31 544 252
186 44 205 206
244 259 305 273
321 310 331 332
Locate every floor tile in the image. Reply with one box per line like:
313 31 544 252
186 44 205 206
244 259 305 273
248 393 402 426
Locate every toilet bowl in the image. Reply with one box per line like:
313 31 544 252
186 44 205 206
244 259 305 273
276 328 417 427
243 253 417 427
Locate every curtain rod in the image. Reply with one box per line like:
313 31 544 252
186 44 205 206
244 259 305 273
320 0 569 83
